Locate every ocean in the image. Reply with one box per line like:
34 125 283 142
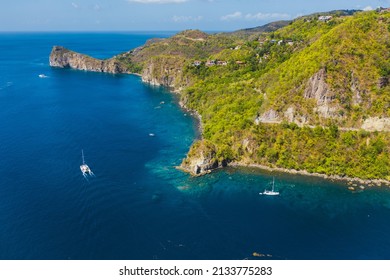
1 32 390 260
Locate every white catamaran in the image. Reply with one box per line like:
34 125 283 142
260 177 279 196
80 150 94 178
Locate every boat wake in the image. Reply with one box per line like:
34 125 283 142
0 82 13 90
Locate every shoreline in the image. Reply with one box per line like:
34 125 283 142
139 77 390 187
230 161 390 187
136 74 204 139
179 101 203 139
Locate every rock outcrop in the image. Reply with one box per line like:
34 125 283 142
255 109 280 124
49 46 127 74
304 69 335 103
361 117 390 132
351 72 364 105
179 140 222 176
283 107 309 126
141 56 186 89
304 69 339 119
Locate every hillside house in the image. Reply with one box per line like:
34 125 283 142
216 60 228 66
377 7 390 12
319 15 333 22
286 39 294 46
206 60 216 67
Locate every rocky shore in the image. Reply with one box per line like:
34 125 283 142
178 139 227 176
229 162 390 187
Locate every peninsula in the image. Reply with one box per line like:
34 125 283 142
50 9 390 184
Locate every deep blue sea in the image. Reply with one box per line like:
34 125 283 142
1 33 390 260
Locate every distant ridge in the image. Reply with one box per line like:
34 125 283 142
231 20 292 35
299 9 361 18
229 9 361 37
291 9 361 24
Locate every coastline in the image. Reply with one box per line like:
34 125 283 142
179 100 203 139
50 48 390 187
137 73 204 139
230 161 390 187
138 77 390 187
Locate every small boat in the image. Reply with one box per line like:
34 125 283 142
38 74 48 78
260 177 279 196
80 150 94 178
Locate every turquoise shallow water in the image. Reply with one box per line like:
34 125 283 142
1 33 390 260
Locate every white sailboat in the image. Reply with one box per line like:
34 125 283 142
80 150 94 178
261 177 279 196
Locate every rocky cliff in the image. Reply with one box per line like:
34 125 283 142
179 140 224 176
140 56 187 89
49 46 127 74
303 68 339 119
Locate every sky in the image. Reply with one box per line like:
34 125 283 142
1 0 390 32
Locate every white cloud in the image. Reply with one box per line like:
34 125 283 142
127 0 188 4
363 6 374 11
71 2 79 8
94 4 101 10
245 12 291 21
172 15 203 22
221 12 242 21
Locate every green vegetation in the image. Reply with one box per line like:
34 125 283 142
246 124 390 180
121 11 390 180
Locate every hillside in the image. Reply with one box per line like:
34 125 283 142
115 29 238 88
50 9 390 183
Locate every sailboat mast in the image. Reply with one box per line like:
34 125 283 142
272 177 275 191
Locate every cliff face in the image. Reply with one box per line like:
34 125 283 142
303 69 339 119
49 46 189 90
141 56 186 89
179 140 223 176
49 46 127 74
